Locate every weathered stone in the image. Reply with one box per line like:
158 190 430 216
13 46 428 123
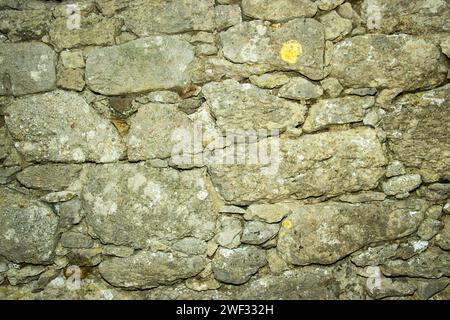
395 240 429 260
278 199 427 265
41 191 76 203
344 88 378 96
6 265 46 286
338 191 386 203
244 203 291 223
16 164 82 191
214 5 242 30
57 67 85 91
219 205 246 215
319 11 352 41
382 174 422 196
209 127 386 204
241 0 317 21
212 246 266 284
95 0 130 17
278 77 323 100
56 199 83 228
172 238 208 255
435 216 450 250
303 96 374 132
0 42 56 96
0 9 52 40
249 72 291 89
216 216 242 249
48 15 120 49
382 85 450 182
241 221 279 245
441 39 450 58
351 243 399 267
417 218 442 241
102 245 134 258
266 249 289 274
386 161 406 178
5 91 125 163
415 278 450 300
330 35 447 91
318 0 345 11
99 251 207 289
195 43 218 56
361 0 450 34
61 232 94 249
127 103 193 161
121 0 214 36
0 166 20 184
85 36 194 95
66 248 103 267
202 80 307 134
59 50 85 69
0 187 58 264
363 267 416 299
220 19 325 80
320 78 343 98
82 164 218 248
381 247 450 278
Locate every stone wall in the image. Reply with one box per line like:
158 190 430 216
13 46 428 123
0 0 449 300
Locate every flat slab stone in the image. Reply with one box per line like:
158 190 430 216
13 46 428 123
85 36 195 95
0 42 56 96
278 199 428 265
5 90 125 163
330 34 447 91
241 0 317 21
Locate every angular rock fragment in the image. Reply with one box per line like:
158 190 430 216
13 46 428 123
241 0 317 21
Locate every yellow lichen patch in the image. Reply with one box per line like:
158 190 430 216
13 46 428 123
282 219 293 229
280 40 303 64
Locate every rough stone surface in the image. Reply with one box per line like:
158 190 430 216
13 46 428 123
5 91 125 163
278 200 428 265
382 174 422 196
241 221 279 245
0 188 58 264
278 77 323 101
0 42 56 96
330 35 447 91
241 0 317 21
85 36 195 95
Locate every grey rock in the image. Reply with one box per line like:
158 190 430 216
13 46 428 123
214 5 242 30
364 270 416 299
202 80 307 134
320 78 343 98
220 19 325 80
212 246 266 284
241 221 279 245
61 232 94 249
278 199 427 265
302 96 374 132
382 174 422 196
6 265 46 286
216 216 242 249
67 248 103 267
319 11 352 40
249 72 291 89
99 251 207 289
121 0 215 36
317 0 345 11
331 35 447 91
351 244 399 267
5 91 125 163
0 42 56 96
0 166 20 184
219 205 246 215
172 238 208 255
338 191 386 203
386 161 406 178
56 199 83 228
59 50 84 69
344 88 378 96
82 164 218 248
278 77 323 100
266 249 289 274
415 278 449 300
17 164 82 191
418 218 442 241
241 0 317 21
209 127 386 204
0 187 58 264
86 36 194 95
441 39 450 58
381 247 450 278
435 216 450 250
0 9 52 40
244 203 291 223
102 245 134 258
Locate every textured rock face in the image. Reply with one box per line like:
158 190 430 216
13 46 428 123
0 42 56 96
278 200 428 265
5 91 125 163
209 127 386 204
85 36 195 95
1 0 449 301
330 35 447 90
82 164 218 248
0 188 58 264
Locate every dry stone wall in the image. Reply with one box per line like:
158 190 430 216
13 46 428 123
0 0 449 300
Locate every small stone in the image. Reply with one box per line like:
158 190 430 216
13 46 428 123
56 199 83 228
7 265 46 286
214 5 242 30
338 191 386 203
344 88 378 96
0 166 20 184
364 268 416 299
241 0 317 21
41 191 76 203
61 232 94 249
249 72 291 89
57 68 85 91
138 91 181 104
337 2 356 19
443 202 450 215
186 275 222 291
426 205 443 220
278 77 323 100
216 216 242 249
351 244 398 267
441 39 450 58
219 205 246 214
66 248 103 267
195 43 218 56
0 9 52 40
172 238 207 255
435 216 450 250
60 50 85 69
395 240 429 260
241 221 280 245
363 108 385 127
386 161 406 178
16 164 82 192
245 203 291 223
319 11 352 41
102 245 134 258
266 249 289 274
212 246 266 284
207 240 219 257
382 174 422 196
415 278 449 300
302 96 374 132
317 0 345 11
320 78 343 98
418 218 443 241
